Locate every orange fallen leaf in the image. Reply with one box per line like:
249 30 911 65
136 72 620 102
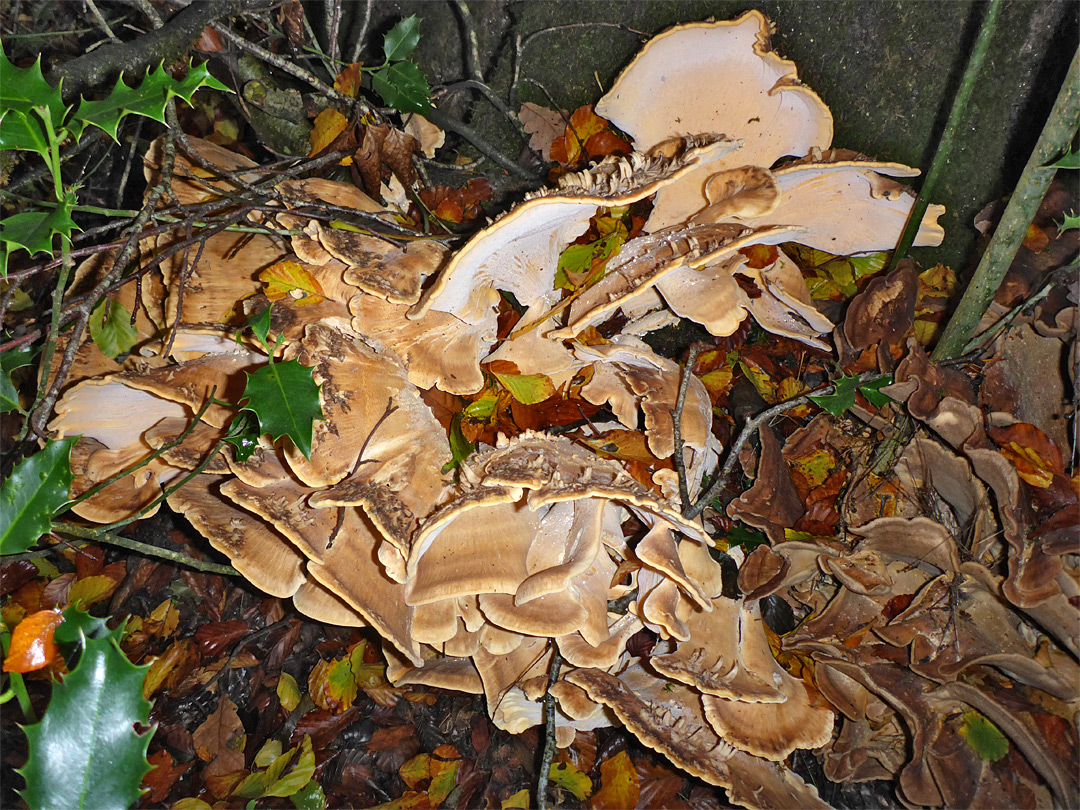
334 63 364 98
591 750 640 810
2 609 64 673
259 261 327 306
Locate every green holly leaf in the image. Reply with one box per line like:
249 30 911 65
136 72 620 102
725 524 769 552
859 374 894 408
17 619 153 810
223 411 260 462
1 344 37 373
0 47 67 159
0 200 79 258
1057 211 1079 232
240 359 323 460
959 711 1009 762
1 368 20 413
71 62 228 142
810 373 893 417
88 297 138 360
0 438 77 555
383 15 423 62
52 606 110 647
0 109 50 159
371 61 431 115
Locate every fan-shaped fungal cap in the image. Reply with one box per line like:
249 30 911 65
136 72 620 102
408 140 734 325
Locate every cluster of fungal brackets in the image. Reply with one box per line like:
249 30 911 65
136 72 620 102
52 12 947 808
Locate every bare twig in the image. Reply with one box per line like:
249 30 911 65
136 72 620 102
451 0 484 83
84 0 120 41
51 524 241 576
424 106 540 183
536 646 563 810
347 0 373 65
325 0 342 69
212 21 351 104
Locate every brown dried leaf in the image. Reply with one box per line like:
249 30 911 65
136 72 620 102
518 102 566 161
193 694 247 777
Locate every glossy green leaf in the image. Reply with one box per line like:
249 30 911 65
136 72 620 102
1 368 20 413
290 779 327 810
0 344 37 374
0 201 78 257
859 374 894 408
0 48 67 159
959 711 1009 762
463 394 498 419
371 61 431 115
810 373 892 417
0 109 50 159
88 298 138 360
240 359 323 460
1057 211 1079 231
71 62 229 141
383 15 423 62
17 621 153 810
0 438 76 555
725 524 769 552
223 411 260 462
53 606 109 647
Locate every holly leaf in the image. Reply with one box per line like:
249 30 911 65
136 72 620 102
290 779 327 810
383 15 422 62
240 359 323 460
0 437 76 555
725 524 769 552
0 200 79 258
959 711 1009 762
1057 211 1079 232
88 297 138 360
71 62 229 142
17 620 154 810
858 374 893 408
371 61 431 115
1 368 20 414
0 48 67 160
222 411 260 463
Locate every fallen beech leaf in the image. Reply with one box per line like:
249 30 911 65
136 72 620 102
277 671 302 712
591 750 640 810
551 105 614 166
142 748 191 803
581 429 660 465
309 108 349 157
502 788 530 808
549 761 592 800
193 694 246 777
260 261 327 306
2 608 63 673
334 63 364 98
489 362 556 405
193 619 250 659
142 638 197 699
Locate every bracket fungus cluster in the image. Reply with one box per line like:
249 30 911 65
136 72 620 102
51 12 965 809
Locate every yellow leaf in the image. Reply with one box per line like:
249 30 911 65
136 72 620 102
426 745 460 806
490 369 556 405
549 762 592 800
334 63 364 98
277 671 302 712
67 574 120 608
259 261 327 306
399 753 431 789
502 789 530 809
309 108 348 156
171 799 213 810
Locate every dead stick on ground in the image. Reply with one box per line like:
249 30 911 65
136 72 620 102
536 646 563 810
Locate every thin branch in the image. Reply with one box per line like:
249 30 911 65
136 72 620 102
347 0 373 65
51 524 240 576
424 106 541 183
84 0 120 41
887 0 1003 273
212 22 351 104
535 646 563 810
932 42 1080 360
451 0 484 83
672 344 703 512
